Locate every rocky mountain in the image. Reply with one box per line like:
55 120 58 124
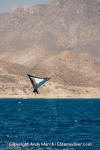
0 50 100 98
0 0 100 98
34 50 100 86
0 0 100 64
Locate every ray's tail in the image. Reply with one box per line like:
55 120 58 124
33 89 39 94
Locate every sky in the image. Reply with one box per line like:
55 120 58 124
0 0 99 14
0 0 51 14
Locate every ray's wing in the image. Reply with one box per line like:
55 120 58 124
35 78 50 89
27 74 36 89
27 74 50 90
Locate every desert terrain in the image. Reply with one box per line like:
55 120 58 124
0 0 100 98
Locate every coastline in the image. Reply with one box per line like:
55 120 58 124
0 84 100 99
0 95 100 99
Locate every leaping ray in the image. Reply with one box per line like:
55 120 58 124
27 74 50 94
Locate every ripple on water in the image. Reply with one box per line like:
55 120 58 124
0 99 100 150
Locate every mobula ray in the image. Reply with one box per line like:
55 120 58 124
27 74 50 94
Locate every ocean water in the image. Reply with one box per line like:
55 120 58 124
0 99 100 150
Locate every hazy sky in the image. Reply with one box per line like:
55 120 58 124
0 0 99 14
0 0 51 13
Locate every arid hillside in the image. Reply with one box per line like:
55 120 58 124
0 0 100 98
34 50 100 86
0 0 100 64
0 51 100 98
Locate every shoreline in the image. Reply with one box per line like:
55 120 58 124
0 97 100 100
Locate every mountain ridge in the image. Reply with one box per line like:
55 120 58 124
0 0 100 64
0 0 100 98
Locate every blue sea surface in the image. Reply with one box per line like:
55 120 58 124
0 99 100 150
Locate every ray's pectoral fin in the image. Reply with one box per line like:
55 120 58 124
27 74 50 95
